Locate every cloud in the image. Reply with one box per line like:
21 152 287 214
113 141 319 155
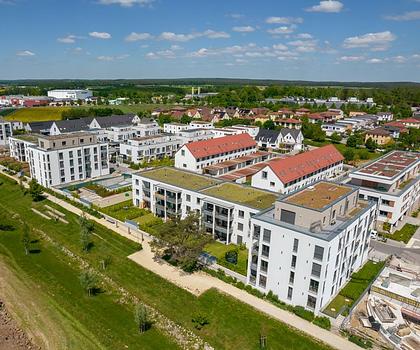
125 32 153 42
343 31 396 51
339 55 365 62
158 30 229 42
366 58 384 64
265 16 303 24
384 11 420 21
16 50 35 56
306 1 344 13
233 26 255 33
97 54 129 61
145 52 158 59
267 25 296 35
57 34 84 44
97 0 154 7
89 31 112 39
389 55 407 63
227 13 244 19
273 43 288 51
288 39 318 52
158 31 195 42
203 29 230 39
296 33 313 39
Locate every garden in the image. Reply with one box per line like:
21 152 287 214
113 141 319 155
204 241 248 276
382 223 418 244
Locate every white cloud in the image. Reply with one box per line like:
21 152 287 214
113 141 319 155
158 29 229 42
389 55 407 63
228 13 244 19
125 32 152 42
202 30 230 39
16 50 35 56
97 0 154 7
339 55 365 62
267 25 296 35
296 33 313 39
265 16 303 24
235 58 247 63
57 35 79 44
366 58 384 64
384 11 420 21
343 31 396 51
158 31 195 42
288 39 318 52
232 26 255 33
306 1 344 13
89 31 112 39
170 45 182 50
97 54 129 61
273 43 288 51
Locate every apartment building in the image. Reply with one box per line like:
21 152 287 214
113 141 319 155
132 167 277 247
176 129 213 145
255 128 304 151
119 134 181 164
249 182 376 314
8 134 38 162
349 151 420 232
0 118 13 146
175 133 257 173
27 132 110 187
163 122 189 134
252 145 344 194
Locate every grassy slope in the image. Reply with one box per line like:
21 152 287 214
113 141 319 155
0 175 331 350
5 107 69 122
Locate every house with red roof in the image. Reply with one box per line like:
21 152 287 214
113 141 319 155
175 133 257 173
400 118 420 129
251 144 344 193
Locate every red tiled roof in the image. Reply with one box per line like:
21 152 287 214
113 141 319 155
400 118 420 123
265 145 344 184
185 133 256 159
279 118 302 124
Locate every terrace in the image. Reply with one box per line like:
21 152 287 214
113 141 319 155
138 167 221 191
200 183 278 210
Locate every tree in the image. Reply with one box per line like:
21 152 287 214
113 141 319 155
28 179 43 201
346 135 358 148
365 137 377 151
79 269 98 296
150 212 211 272
134 303 150 333
21 223 31 255
180 114 192 124
330 132 342 144
344 148 355 162
79 214 94 252
263 119 275 130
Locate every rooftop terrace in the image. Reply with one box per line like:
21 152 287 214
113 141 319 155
138 167 221 191
200 183 278 209
14 134 39 143
356 151 419 179
284 182 352 210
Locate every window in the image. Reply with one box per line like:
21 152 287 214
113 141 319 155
196 198 200 204
293 238 299 253
309 279 319 293
311 263 321 278
238 223 244 231
262 171 268 179
237 235 243 245
291 255 297 268
270 182 275 187
379 210 389 217
260 260 268 273
261 244 270 258
263 229 271 243
280 209 296 225
259 275 267 288
181 149 185 156
307 295 317 309
186 205 191 212
313 246 324 261
238 210 244 218
289 271 295 284
186 194 191 202
287 287 293 300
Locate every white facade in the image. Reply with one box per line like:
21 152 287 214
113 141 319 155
248 183 376 314
47 89 93 100
163 123 189 134
349 151 420 232
119 134 181 164
9 136 37 162
27 133 110 187
0 119 13 146
176 129 213 145
376 112 393 122
321 123 348 136
189 121 213 129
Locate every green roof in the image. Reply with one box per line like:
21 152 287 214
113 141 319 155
200 183 278 209
139 167 221 191
14 134 39 143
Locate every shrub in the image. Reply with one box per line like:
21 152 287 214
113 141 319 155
192 313 209 330
225 249 238 264
348 335 372 349
292 306 315 322
313 316 331 330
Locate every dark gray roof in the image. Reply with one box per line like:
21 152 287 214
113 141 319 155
94 114 136 128
139 117 156 124
255 129 280 143
26 120 54 132
54 117 93 133
279 128 301 139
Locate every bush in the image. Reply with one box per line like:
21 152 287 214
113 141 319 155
348 335 372 349
313 316 331 330
292 306 315 322
225 249 238 264
192 313 210 330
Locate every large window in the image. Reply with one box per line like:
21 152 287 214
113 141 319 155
287 287 293 300
280 209 296 225
307 295 317 309
293 238 299 253
311 263 321 278
309 279 319 293
261 245 270 258
291 255 297 268
260 260 268 273
263 229 271 243
313 246 324 261
289 271 295 284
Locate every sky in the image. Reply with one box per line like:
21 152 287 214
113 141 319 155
1 0 420 82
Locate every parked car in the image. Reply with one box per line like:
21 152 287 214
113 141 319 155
370 230 378 240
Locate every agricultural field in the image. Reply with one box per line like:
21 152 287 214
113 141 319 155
5 107 69 122
0 175 332 350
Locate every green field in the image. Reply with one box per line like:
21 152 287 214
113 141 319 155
5 107 69 122
89 104 173 114
0 175 332 350
204 241 248 276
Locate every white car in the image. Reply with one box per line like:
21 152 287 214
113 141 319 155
370 230 378 240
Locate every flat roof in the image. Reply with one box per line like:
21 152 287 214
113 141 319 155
203 151 272 172
200 183 277 210
138 167 221 191
39 131 94 141
13 134 39 143
355 151 419 179
284 182 352 210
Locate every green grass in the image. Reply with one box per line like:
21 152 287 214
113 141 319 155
200 183 278 210
85 104 173 114
100 200 149 222
141 167 221 191
204 241 248 276
0 175 332 350
5 107 69 122
324 260 385 318
383 224 419 244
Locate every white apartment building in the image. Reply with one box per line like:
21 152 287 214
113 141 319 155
255 128 304 151
132 167 277 247
321 123 348 136
176 129 213 145
27 132 110 187
349 151 420 232
0 118 13 146
163 122 189 134
249 182 376 314
175 133 257 174
8 135 38 162
189 121 213 129
47 89 93 100
210 125 260 139
119 134 181 164
252 145 344 194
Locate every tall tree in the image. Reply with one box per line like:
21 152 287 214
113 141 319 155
79 214 94 252
28 179 43 202
21 223 31 255
134 303 150 333
79 269 98 296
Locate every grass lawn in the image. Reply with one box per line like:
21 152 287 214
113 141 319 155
85 104 174 114
100 200 149 222
324 260 385 318
5 107 69 122
204 241 248 276
0 175 332 350
383 224 419 244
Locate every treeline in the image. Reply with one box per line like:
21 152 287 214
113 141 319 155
61 108 124 120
